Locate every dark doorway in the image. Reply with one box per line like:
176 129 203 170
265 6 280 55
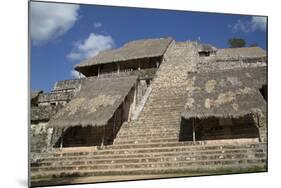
199 51 210 57
54 126 109 147
179 115 260 142
259 84 267 101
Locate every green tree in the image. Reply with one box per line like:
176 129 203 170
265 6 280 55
228 38 246 48
250 43 258 47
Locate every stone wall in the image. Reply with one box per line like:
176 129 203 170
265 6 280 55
38 91 74 105
198 53 267 73
30 122 53 153
136 80 148 105
53 79 83 91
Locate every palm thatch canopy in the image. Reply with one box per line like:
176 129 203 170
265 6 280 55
47 76 137 128
196 66 267 88
182 66 267 119
75 37 173 71
216 47 267 60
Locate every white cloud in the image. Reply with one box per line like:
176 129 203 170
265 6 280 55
230 19 251 33
94 22 102 28
230 16 267 33
251 16 267 32
71 70 85 79
67 52 82 61
67 33 115 61
30 2 80 45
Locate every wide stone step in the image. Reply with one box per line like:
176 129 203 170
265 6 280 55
115 136 179 141
31 158 266 179
116 130 180 136
105 140 266 150
124 120 179 124
122 123 180 129
34 148 265 164
116 132 180 139
31 163 266 181
103 142 196 150
137 111 182 117
117 127 180 134
32 151 266 168
121 126 180 131
114 137 179 144
137 115 180 119
141 102 184 106
147 96 186 100
40 143 266 159
117 128 180 134
32 157 266 172
143 99 183 106
101 144 266 156
131 121 180 126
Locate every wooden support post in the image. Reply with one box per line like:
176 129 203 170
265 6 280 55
60 128 64 150
101 125 105 147
257 113 262 142
192 119 196 144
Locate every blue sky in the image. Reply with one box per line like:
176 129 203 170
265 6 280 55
30 1 267 92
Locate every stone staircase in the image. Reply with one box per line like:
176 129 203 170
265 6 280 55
31 142 266 181
115 41 199 142
31 42 267 185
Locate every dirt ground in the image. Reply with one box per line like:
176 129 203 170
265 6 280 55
31 173 206 187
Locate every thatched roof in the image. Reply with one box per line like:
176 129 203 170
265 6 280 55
75 37 173 71
182 66 267 119
47 76 137 128
216 47 267 60
31 105 63 122
195 66 267 89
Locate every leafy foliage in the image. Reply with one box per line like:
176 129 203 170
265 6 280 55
228 38 246 48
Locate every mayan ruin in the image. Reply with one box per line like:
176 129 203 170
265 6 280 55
30 37 267 186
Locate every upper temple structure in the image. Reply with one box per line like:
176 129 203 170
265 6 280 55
30 37 267 185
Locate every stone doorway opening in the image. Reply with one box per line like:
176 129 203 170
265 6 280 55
179 114 260 142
